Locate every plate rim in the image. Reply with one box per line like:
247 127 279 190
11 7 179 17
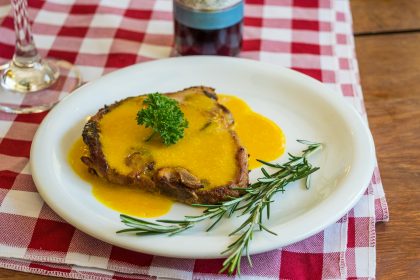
30 56 375 258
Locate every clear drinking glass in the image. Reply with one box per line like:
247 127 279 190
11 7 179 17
0 0 82 114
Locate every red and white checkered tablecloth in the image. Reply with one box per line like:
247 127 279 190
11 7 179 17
0 0 389 279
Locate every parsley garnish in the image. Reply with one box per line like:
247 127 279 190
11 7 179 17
137 93 188 145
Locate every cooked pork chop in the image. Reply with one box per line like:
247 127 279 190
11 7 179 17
81 86 248 204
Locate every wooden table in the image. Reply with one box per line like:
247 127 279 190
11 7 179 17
1 0 419 279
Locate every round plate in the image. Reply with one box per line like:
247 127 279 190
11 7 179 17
31 56 375 258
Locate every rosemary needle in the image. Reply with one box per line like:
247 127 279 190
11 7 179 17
117 140 322 275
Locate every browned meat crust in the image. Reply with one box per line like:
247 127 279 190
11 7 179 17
81 86 249 204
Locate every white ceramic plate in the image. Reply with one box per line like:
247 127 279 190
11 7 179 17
31 56 375 258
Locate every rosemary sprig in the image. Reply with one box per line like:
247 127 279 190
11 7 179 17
117 140 322 275
219 140 321 274
117 195 246 236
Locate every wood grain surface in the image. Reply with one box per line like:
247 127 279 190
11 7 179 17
355 32 420 279
0 269 62 280
1 1 420 279
352 0 420 34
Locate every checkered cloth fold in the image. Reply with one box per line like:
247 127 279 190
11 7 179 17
0 0 388 279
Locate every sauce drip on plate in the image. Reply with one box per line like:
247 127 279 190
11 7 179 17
218 95 285 169
68 138 173 218
68 94 285 217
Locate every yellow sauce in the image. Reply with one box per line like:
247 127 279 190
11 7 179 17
68 93 285 218
218 95 286 169
68 138 173 218
99 93 237 188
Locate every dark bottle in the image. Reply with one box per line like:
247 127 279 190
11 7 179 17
173 0 244 56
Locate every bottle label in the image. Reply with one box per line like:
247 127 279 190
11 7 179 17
176 0 242 10
174 0 244 30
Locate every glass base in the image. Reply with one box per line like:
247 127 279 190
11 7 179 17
1 58 59 93
0 59 82 114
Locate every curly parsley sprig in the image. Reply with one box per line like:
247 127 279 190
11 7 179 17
117 140 322 275
137 93 188 145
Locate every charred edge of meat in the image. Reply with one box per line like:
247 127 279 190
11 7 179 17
202 87 217 100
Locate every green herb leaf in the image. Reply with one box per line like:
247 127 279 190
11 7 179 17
137 93 188 145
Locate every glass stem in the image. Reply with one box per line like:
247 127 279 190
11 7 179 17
11 0 41 67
